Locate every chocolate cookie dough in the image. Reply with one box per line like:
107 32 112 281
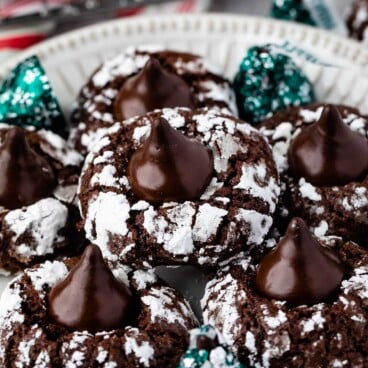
70 46 237 154
78 108 280 268
260 103 368 245
0 245 198 367
0 125 83 273
202 219 368 367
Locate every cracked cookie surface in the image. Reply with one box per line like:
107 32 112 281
78 108 280 268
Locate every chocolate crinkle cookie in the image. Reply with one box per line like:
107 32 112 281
260 103 368 246
202 218 368 367
0 125 83 274
70 46 237 154
0 245 198 367
78 107 280 269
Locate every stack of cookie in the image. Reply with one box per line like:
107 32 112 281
0 45 367 368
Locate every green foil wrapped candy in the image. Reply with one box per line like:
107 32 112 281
234 45 315 124
270 0 316 26
178 325 244 368
0 56 68 138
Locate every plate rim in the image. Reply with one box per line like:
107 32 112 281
0 13 367 77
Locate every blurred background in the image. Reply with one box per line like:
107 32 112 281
0 0 271 60
0 0 358 61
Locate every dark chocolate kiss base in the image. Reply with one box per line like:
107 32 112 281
78 108 280 269
202 237 368 367
0 126 84 274
260 103 368 246
0 257 198 367
70 47 237 154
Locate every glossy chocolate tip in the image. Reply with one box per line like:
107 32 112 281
256 217 345 306
288 104 368 187
113 57 196 121
0 127 56 209
128 116 213 203
48 244 137 333
317 104 342 135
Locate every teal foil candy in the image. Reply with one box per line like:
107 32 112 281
178 325 244 368
234 45 315 124
270 0 316 26
0 56 68 138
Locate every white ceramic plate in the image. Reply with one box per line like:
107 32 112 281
1 14 368 305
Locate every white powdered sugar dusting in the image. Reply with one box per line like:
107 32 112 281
132 269 157 290
200 178 223 200
38 130 83 167
96 347 108 363
85 192 131 261
193 204 228 242
34 350 51 367
341 187 368 211
202 273 245 346
62 333 91 368
81 108 279 265
209 346 229 366
4 198 68 259
341 266 368 300
262 335 291 368
142 286 196 326
90 165 119 187
144 203 196 255
261 307 287 329
235 209 273 245
198 80 237 114
124 328 154 367
313 220 329 237
92 50 149 87
15 327 42 367
234 163 280 212
133 125 150 142
299 107 323 123
0 281 24 325
300 311 326 335
245 331 257 355
211 132 244 173
26 260 68 292
93 150 114 165
161 108 186 128
131 200 150 211
298 178 322 201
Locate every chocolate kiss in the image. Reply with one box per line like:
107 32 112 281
288 104 368 186
113 58 196 121
256 217 345 306
0 127 56 210
128 117 213 203
48 244 136 333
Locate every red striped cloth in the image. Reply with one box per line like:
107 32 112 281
0 0 210 52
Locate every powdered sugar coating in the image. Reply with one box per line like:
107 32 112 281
0 258 198 367
4 198 68 261
0 125 83 273
202 237 368 367
70 46 237 154
260 104 368 244
79 108 280 268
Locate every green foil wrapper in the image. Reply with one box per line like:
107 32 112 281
234 45 315 124
270 0 316 26
178 325 244 368
0 56 68 138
